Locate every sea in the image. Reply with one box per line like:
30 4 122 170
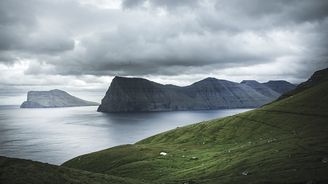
0 105 251 165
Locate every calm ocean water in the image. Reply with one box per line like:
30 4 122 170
0 105 251 165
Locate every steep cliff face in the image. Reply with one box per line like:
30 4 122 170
262 80 296 94
98 77 279 112
20 89 99 108
98 77 177 112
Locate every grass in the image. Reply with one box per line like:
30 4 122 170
0 156 147 184
63 80 328 183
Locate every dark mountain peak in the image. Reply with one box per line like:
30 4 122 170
278 67 328 100
194 77 219 83
192 77 232 86
264 80 295 86
112 76 159 85
262 80 296 94
113 76 149 82
109 76 161 91
98 76 277 112
241 80 260 85
203 77 218 81
49 89 68 94
50 89 64 92
266 80 289 83
307 67 328 83
113 75 123 79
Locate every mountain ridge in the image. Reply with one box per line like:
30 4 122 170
240 80 281 98
98 77 294 112
262 80 296 94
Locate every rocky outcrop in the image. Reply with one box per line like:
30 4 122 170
20 89 99 108
98 77 282 112
262 80 296 94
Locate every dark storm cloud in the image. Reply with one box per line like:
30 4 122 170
214 0 328 22
0 0 74 61
114 0 328 79
0 1 36 51
122 0 200 9
0 0 327 84
49 28 277 76
197 0 328 32
122 0 144 8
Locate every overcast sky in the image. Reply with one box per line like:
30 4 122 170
0 0 328 104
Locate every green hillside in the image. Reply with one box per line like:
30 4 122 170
63 69 328 184
0 156 147 184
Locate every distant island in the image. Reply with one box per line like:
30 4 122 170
98 77 296 112
20 89 99 108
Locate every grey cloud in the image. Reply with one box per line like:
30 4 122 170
22 33 75 54
0 0 327 85
122 0 144 8
148 0 200 8
0 0 75 62
0 0 37 26
196 0 328 32
285 0 328 23
122 0 200 9
49 28 278 76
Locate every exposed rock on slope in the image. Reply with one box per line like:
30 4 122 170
98 77 278 112
20 89 99 108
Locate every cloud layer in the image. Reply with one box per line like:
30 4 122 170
0 0 327 91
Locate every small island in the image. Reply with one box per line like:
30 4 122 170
20 89 99 108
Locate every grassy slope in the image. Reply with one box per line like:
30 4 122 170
0 156 147 184
63 80 328 183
